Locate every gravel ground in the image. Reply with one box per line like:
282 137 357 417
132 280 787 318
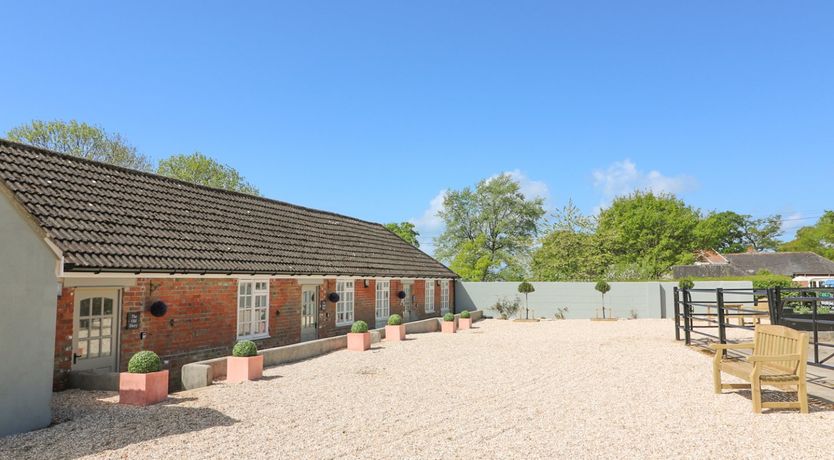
1 319 832 460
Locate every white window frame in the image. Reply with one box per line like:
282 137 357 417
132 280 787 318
441 280 450 313
336 279 355 326
375 280 390 321
237 279 270 339
425 281 435 313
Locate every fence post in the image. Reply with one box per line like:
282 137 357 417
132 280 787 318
673 287 681 341
716 288 726 345
683 289 691 345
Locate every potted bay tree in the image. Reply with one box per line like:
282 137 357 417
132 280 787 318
348 320 371 351
119 350 168 406
459 310 472 330
385 314 406 341
441 312 457 333
227 340 263 383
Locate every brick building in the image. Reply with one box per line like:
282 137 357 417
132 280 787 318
0 139 456 391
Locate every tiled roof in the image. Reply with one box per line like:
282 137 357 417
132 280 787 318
0 139 456 278
723 252 834 277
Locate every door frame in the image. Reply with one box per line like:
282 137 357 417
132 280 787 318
71 287 122 373
300 283 320 342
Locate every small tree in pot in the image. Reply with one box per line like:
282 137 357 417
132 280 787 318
347 320 371 351
385 314 406 341
227 340 263 383
441 312 457 333
595 280 611 319
458 310 473 330
119 351 168 406
518 281 535 319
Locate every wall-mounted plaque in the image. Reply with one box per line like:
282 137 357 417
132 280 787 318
126 312 141 329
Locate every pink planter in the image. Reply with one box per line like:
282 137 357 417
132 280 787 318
347 332 371 351
441 321 457 333
119 370 169 406
227 355 264 383
385 324 406 341
459 318 472 330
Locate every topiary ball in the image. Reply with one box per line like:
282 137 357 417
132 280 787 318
127 350 162 374
351 320 369 333
387 314 403 326
460 310 471 319
233 340 258 357
443 313 455 322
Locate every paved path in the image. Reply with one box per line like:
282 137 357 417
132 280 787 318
1 319 832 459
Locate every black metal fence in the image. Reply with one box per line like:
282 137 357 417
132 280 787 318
674 287 834 370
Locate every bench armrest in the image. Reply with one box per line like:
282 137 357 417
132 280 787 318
710 342 754 351
747 354 802 363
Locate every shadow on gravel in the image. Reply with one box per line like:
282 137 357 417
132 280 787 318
730 389 834 413
0 392 238 459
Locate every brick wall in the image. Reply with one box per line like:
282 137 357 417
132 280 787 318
53 276 455 391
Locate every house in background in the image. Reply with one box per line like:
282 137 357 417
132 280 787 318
0 139 456 435
672 249 834 286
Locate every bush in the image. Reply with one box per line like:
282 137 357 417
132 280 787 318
443 313 455 322
491 296 521 319
387 314 403 326
554 307 569 320
678 278 694 290
351 320 369 333
127 351 162 374
233 340 258 357
460 310 471 319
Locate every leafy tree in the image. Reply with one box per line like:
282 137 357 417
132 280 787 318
740 215 783 252
780 211 834 260
517 281 535 319
596 191 700 279
384 222 420 248
595 280 611 318
532 200 609 281
694 211 748 253
6 119 152 171
436 174 545 281
157 152 260 195
678 278 695 290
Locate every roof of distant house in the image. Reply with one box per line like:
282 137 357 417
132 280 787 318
673 250 834 278
0 139 456 278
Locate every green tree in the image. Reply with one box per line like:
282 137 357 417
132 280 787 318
517 281 535 319
780 211 834 260
740 215 783 252
596 191 700 279
436 174 545 281
384 222 420 248
694 211 748 253
6 119 152 171
532 200 609 281
157 152 260 195
595 280 611 318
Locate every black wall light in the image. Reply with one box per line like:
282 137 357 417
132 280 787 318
327 292 340 303
149 300 168 317
397 290 406 299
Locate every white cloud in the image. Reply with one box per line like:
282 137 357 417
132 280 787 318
501 169 551 207
410 189 447 255
592 159 697 202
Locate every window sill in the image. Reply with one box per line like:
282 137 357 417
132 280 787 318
336 322 353 328
238 334 270 341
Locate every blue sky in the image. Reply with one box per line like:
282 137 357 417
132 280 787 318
2 1 832 254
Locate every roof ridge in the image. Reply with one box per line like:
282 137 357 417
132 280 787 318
0 137 389 229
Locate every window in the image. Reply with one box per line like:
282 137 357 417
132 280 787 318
441 280 449 312
425 281 435 313
238 280 269 339
336 280 355 326
376 280 390 320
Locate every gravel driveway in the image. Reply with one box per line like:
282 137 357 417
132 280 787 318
1 319 832 459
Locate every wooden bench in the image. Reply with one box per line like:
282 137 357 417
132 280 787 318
710 324 809 413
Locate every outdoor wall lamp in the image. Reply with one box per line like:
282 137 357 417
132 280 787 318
363 279 370 288
397 291 406 299
327 292 340 303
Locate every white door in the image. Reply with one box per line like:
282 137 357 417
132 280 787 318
401 282 414 322
301 285 318 342
72 288 120 372
375 280 390 328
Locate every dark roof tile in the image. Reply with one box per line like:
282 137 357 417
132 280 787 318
0 139 456 278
